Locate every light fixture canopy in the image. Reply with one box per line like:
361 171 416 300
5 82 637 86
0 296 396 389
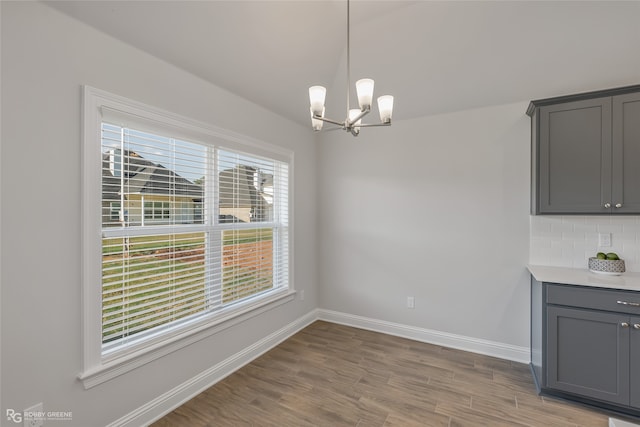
308 0 394 136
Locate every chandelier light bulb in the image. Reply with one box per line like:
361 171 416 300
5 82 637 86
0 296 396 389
356 78 375 110
377 95 394 123
309 86 326 116
310 107 325 131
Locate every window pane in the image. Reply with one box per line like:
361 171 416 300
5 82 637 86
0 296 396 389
102 232 206 344
221 228 273 304
218 151 275 223
101 122 211 347
101 123 206 228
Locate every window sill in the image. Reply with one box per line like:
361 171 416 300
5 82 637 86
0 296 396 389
79 289 296 389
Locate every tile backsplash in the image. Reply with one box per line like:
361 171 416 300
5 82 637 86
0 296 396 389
530 215 640 272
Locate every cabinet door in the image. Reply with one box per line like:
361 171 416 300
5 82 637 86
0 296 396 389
538 98 612 213
631 316 640 409
547 306 629 404
612 92 640 213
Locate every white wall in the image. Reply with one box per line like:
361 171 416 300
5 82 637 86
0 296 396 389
1 2 316 426
317 102 532 348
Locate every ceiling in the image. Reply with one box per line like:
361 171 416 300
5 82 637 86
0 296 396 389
47 1 640 128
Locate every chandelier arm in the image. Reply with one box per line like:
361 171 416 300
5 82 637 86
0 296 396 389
357 122 392 128
312 115 346 127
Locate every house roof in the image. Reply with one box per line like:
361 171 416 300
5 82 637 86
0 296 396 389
102 151 269 212
102 150 203 201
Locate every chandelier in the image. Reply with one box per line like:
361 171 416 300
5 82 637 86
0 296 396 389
308 0 394 136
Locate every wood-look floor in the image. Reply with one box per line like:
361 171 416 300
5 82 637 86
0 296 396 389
151 321 618 427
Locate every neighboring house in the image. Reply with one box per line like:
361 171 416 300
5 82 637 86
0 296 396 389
219 165 272 223
103 150 273 226
102 149 203 227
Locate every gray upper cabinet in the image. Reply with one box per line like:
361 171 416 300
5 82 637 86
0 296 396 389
538 98 612 214
529 85 640 214
613 93 640 213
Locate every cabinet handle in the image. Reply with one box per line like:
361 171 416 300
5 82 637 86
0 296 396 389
634 324 640 330
617 300 640 307
604 203 611 208
615 203 622 208
621 322 630 328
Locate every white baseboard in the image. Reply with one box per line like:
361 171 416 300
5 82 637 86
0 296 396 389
110 308 529 426
107 309 319 427
317 309 530 364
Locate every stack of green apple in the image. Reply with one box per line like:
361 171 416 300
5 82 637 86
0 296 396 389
596 252 620 260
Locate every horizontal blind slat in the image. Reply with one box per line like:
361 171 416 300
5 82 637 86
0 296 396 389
103 273 208 306
103 286 207 329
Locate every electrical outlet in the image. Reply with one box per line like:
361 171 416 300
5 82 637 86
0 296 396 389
407 296 415 309
23 403 44 427
598 233 612 247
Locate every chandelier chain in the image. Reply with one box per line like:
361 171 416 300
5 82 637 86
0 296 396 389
346 0 351 113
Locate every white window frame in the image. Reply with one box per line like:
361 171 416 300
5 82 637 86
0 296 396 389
80 86 294 388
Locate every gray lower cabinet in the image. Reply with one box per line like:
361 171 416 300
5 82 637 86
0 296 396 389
547 305 630 405
531 278 640 416
632 316 640 409
528 85 640 214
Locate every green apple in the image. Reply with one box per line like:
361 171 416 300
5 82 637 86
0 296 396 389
606 252 620 260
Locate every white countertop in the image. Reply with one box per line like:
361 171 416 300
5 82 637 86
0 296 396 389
528 264 640 292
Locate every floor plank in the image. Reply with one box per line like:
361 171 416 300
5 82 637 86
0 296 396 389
152 321 612 426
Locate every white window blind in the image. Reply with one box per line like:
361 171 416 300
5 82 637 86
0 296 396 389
217 150 289 304
100 123 289 354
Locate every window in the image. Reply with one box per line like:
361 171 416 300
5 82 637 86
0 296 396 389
143 201 170 221
81 87 293 387
109 202 121 222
